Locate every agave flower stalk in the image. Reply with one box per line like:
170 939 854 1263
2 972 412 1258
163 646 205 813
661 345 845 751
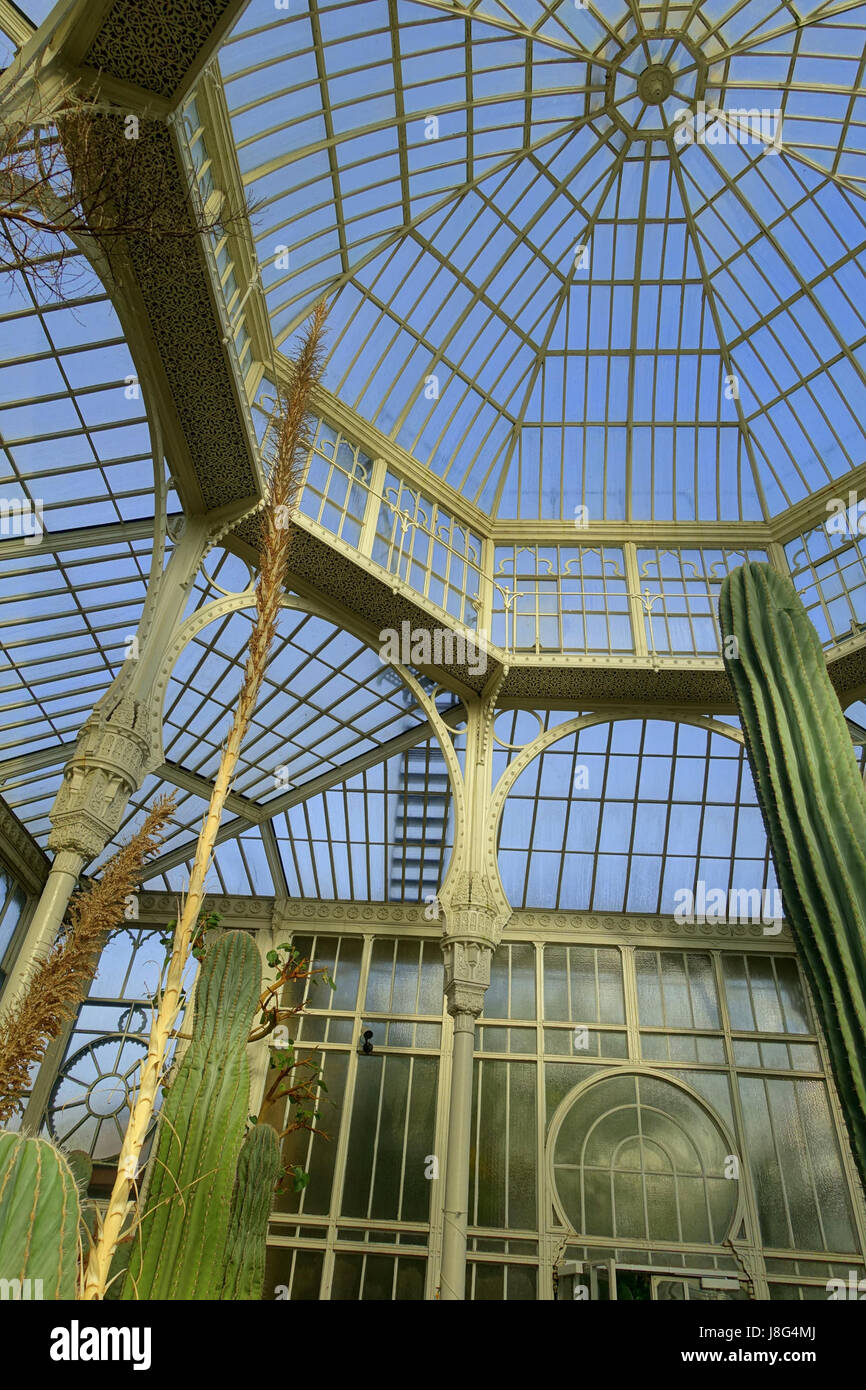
83 302 327 1300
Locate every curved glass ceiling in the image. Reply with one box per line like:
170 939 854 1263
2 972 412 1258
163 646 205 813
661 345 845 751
221 0 866 521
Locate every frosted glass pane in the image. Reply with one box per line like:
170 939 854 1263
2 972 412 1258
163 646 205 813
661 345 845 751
307 937 337 992
670 1070 735 1131
331 936 362 1009
505 1264 537 1300
646 1174 679 1240
641 1032 669 1060
789 1043 820 1070
281 935 312 1010
543 946 569 1020
722 955 754 1030
474 1061 507 1227
775 958 811 1034
677 1175 712 1242
393 939 422 1012
558 1073 636 1153
327 1018 354 1043
402 1056 439 1222
748 957 785 1032
472 1263 504 1300
341 1055 384 1218
485 951 509 1017
581 1169 612 1235
613 1171 646 1238
330 1253 362 1299
509 1062 537 1228
661 953 691 1027
418 941 444 1013
636 952 664 1026
597 948 625 1023
764 1078 822 1250
276 1051 348 1216
370 1056 412 1220
509 942 536 1018
571 947 600 1020
365 940 394 1012
395 1258 425 1300
696 1036 725 1063
686 954 719 1028
738 1076 790 1249
545 1061 603 1121
796 1079 857 1253
361 1254 395 1300
264 1247 323 1300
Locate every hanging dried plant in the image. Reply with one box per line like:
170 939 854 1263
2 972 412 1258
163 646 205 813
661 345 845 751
0 796 175 1126
83 300 328 1300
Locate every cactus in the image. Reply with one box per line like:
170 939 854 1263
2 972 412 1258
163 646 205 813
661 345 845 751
64 1148 97 1253
0 1131 80 1299
123 930 262 1299
220 1122 281 1300
719 561 866 1183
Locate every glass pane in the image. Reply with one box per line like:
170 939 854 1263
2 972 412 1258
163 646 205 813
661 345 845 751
364 940 392 1012
331 936 362 1009
686 954 720 1028
509 942 536 1019
543 946 569 1020
395 1258 425 1300
775 958 811 1034
722 955 754 1031
276 1051 348 1217
748 957 785 1032
636 952 664 1026
265 1247 324 1301
596 948 625 1023
393 939 422 1012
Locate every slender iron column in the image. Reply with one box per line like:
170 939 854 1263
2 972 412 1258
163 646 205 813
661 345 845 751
439 936 493 1300
437 679 510 1299
0 520 210 1022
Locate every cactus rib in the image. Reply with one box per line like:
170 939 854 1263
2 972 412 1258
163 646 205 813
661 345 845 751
123 930 262 1300
220 1122 281 1300
0 1131 80 1299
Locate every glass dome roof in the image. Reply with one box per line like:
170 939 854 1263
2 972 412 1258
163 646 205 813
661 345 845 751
220 0 866 521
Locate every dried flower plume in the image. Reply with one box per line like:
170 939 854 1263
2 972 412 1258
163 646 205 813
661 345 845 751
0 796 175 1127
84 301 328 1300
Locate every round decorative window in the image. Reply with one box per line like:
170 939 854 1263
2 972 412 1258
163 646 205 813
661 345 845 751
550 1071 738 1245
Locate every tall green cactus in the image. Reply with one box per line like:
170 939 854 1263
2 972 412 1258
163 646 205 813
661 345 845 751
719 561 866 1184
0 1131 80 1299
123 930 262 1299
220 1122 281 1300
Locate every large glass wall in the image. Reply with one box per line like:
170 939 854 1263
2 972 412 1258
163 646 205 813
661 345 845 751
263 925 866 1301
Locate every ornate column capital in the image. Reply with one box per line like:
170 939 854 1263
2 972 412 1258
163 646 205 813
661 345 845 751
48 693 152 862
442 939 493 1019
440 870 510 1019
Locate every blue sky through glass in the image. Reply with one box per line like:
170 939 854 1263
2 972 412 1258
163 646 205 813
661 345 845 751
221 0 866 520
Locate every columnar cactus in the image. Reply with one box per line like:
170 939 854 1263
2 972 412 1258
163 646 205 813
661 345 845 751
719 561 866 1183
123 930 263 1299
0 1132 80 1299
220 1122 282 1300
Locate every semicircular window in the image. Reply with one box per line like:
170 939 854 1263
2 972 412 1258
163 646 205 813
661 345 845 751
552 1072 737 1246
